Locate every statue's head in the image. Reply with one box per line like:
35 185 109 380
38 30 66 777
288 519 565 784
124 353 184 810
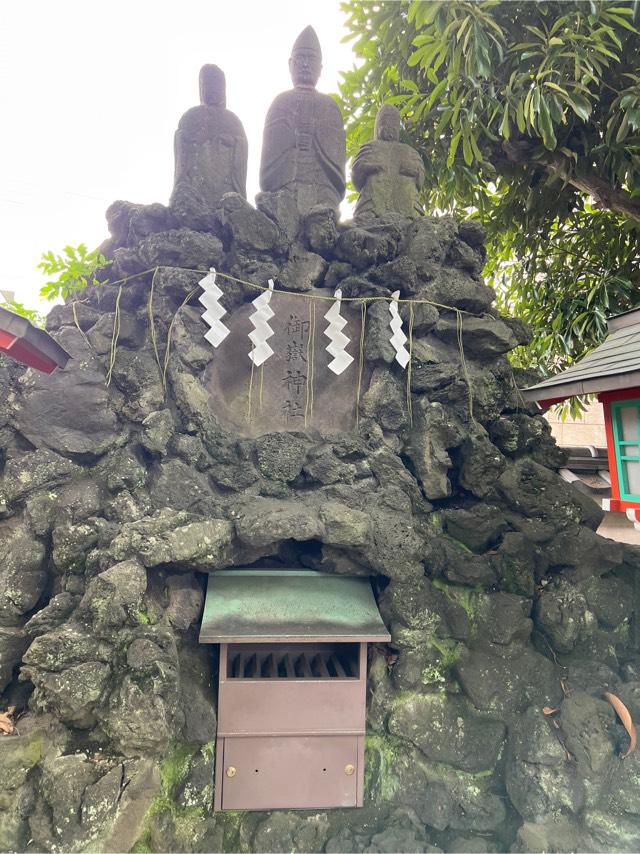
199 65 226 108
289 26 322 89
375 104 401 142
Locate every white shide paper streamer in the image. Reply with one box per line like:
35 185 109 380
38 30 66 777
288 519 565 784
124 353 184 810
389 289 410 368
324 288 354 375
248 279 275 366
198 268 230 348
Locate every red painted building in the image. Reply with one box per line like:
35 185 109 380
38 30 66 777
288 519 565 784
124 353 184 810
524 307 640 528
0 306 70 374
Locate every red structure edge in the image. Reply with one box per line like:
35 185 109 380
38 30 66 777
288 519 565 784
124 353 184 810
0 337 58 374
598 388 640 508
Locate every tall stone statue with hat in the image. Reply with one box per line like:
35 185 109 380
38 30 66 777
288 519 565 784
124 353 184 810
259 26 346 216
170 64 248 228
352 104 425 222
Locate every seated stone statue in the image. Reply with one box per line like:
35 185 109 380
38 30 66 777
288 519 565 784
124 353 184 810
170 65 248 227
352 104 425 222
259 26 346 216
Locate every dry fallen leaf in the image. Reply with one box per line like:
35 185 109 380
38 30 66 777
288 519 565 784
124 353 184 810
604 691 637 758
0 706 16 735
543 706 559 715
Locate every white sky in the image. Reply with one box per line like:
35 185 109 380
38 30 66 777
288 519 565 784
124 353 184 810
0 0 356 312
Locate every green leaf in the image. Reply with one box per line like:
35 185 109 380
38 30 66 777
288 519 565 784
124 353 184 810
469 132 483 162
38 244 110 302
544 81 570 97
616 110 631 142
524 88 534 123
447 130 462 166
605 12 639 32
537 95 557 149
462 132 473 165
592 43 619 60
500 104 510 139
567 94 592 121
548 94 563 124
627 107 640 130
399 78 420 93
525 24 547 40
434 106 454 135
407 46 428 67
456 14 471 42
426 77 448 109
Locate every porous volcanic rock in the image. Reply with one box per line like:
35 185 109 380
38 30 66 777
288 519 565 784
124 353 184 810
0 185 638 854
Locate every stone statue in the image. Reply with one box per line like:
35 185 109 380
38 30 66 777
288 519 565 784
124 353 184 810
170 65 248 226
259 26 346 215
352 104 425 222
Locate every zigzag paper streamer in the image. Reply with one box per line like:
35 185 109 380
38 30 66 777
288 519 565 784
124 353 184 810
324 289 353 375
248 279 275 366
389 290 410 368
198 267 230 348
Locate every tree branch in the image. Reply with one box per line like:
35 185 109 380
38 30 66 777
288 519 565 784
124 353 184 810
501 142 640 223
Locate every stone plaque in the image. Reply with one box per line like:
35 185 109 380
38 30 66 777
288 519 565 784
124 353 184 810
204 291 363 436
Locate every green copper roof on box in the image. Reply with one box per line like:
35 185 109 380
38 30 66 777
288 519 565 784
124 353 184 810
199 569 390 643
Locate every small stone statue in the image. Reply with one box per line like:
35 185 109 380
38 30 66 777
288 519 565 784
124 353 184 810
170 65 248 226
259 26 346 215
352 104 425 222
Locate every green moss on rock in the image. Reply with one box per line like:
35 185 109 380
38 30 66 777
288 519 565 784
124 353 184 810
433 578 481 626
364 734 409 802
131 744 201 852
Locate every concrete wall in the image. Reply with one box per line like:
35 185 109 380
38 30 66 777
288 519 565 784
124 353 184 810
546 398 606 447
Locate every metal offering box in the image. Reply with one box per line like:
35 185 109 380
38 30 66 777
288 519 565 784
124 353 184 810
199 569 390 811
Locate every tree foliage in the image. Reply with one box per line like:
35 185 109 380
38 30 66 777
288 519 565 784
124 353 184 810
339 0 640 382
2 244 110 326
37 244 110 302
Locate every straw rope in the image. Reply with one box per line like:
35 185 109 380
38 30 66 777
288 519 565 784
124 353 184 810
105 286 122 386
148 267 161 371
407 303 415 428
456 310 476 424
71 301 91 348
162 285 199 391
247 349 256 425
98 263 485 421
355 302 368 428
